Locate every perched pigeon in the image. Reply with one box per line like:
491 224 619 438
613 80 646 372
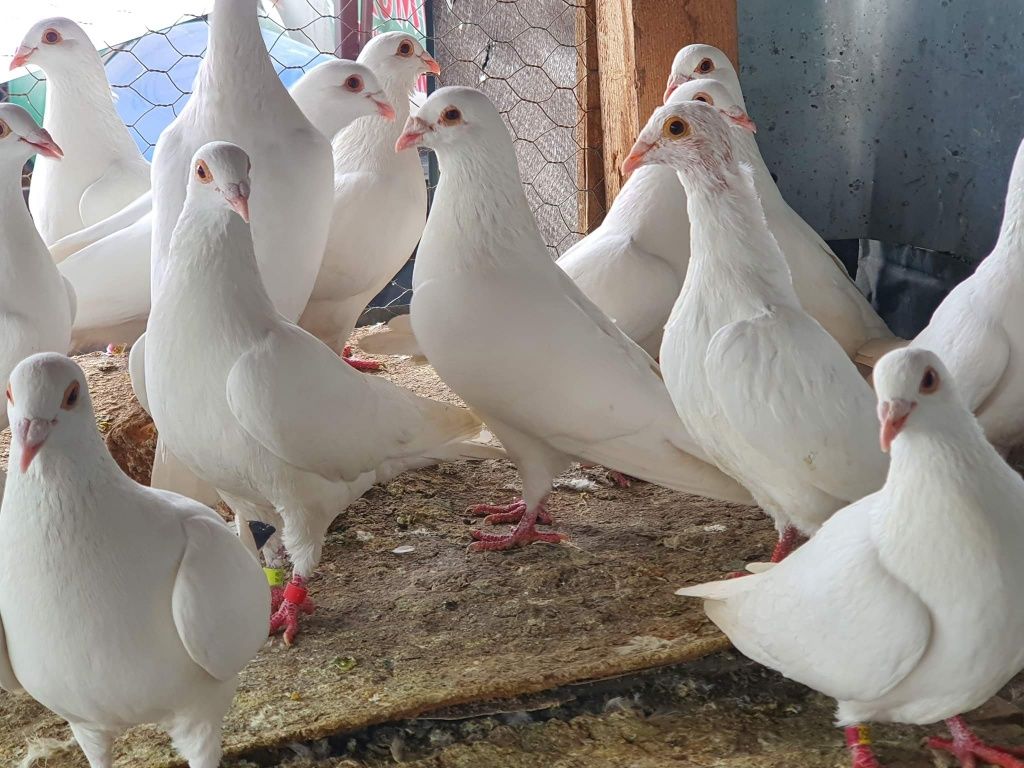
145 141 501 643
663 43 745 105
58 59 392 354
678 348 1024 768
0 104 75 431
299 33 439 369
398 86 752 552
12 17 150 245
623 99 886 559
911 135 1024 455
0 353 267 768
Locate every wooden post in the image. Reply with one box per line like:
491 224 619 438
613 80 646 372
576 0 606 237
594 0 738 201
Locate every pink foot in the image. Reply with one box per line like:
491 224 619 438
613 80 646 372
770 524 806 563
845 726 883 768
270 585 284 614
468 498 553 526
342 345 382 372
269 576 316 645
469 502 566 552
927 716 1024 767
607 470 633 488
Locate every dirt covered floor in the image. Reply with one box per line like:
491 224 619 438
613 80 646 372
5 336 1024 767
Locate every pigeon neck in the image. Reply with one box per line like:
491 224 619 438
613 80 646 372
992 148 1024 256
732 132 784 208
683 165 800 308
0 163 36 241
41 55 136 155
204 0 273 87
10 427 122 500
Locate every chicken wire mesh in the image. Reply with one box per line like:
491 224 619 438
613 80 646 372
3 0 604 322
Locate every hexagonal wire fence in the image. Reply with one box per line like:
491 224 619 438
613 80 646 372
3 0 605 323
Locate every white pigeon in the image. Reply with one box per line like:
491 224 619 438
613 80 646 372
145 141 501 644
678 347 1024 768
398 86 752 552
663 43 746 105
298 32 439 368
12 17 150 246
57 59 392 353
0 104 75 431
0 352 268 768
623 99 887 560
911 135 1024 455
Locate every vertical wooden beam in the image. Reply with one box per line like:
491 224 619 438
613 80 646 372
595 0 737 201
575 0 606 237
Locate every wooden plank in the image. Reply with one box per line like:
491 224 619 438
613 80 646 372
595 0 737 201
575 0 606 236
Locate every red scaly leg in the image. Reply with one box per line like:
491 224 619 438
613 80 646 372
342 345 383 372
468 498 553 525
269 574 316 645
469 500 566 551
607 470 633 488
770 524 806 562
845 725 883 768
927 716 1024 767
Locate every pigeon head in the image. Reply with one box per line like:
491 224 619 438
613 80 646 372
396 86 504 153
7 353 93 474
11 17 90 71
664 43 741 103
873 348 963 452
667 78 749 120
296 60 395 128
186 141 252 223
622 100 754 187
0 103 62 165
357 32 439 91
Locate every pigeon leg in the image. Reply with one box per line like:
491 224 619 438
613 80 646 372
607 470 633 488
770 525 805 562
70 724 116 768
269 573 316 645
927 716 1024 767
845 725 883 768
470 500 566 551
468 498 553 526
342 344 383 372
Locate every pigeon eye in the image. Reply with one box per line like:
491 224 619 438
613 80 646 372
344 75 363 91
61 381 79 410
0 121 9 139
693 92 713 105
5 385 12 404
195 159 213 184
42 29 63 45
662 116 690 139
697 58 714 74
440 107 462 126
397 40 414 57
919 367 940 394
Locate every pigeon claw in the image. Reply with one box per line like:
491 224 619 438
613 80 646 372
269 578 315 646
467 499 553 526
770 525 806 563
607 470 633 488
927 717 1024 768
342 345 384 372
468 502 565 552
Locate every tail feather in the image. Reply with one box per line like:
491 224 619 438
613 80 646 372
675 573 764 600
358 315 427 362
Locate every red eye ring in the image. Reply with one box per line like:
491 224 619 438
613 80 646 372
345 75 363 91
42 28 63 45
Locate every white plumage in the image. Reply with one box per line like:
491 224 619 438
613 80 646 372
402 86 751 551
911 134 1024 454
13 17 150 246
0 353 267 768
678 347 1024 763
624 99 886 555
0 104 75 432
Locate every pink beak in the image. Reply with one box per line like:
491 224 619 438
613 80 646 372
395 116 429 152
621 140 653 177
10 45 36 70
878 399 915 452
663 74 687 103
21 129 63 159
420 52 441 76
372 95 396 121
15 417 52 473
227 195 249 223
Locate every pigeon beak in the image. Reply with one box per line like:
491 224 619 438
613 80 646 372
878 398 916 452
419 52 441 76
20 129 63 159
15 417 52 473
370 93 396 121
622 140 654 177
223 182 250 223
395 116 429 152
663 74 687 103
10 45 37 70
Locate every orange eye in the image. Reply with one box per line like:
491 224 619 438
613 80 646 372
397 40 414 57
61 381 79 410
697 58 714 74
344 75 363 91
662 116 689 139
919 367 940 394
693 92 714 105
42 28 63 45
5 385 12 404
195 159 212 184
440 106 462 125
